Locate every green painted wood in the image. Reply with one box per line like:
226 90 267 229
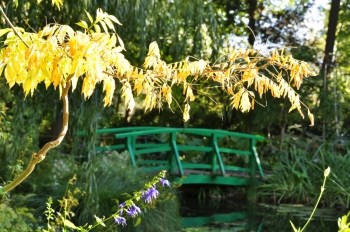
77 126 161 136
170 132 184 175
134 143 168 148
251 139 264 178
126 136 136 166
136 160 168 165
172 175 250 186
177 145 212 152
181 163 216 170
133 146 171 155
224 166 250 172
219 148 252 155
211 133 225 174
80 127 265 186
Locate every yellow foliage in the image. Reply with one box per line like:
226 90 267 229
0 9 317 124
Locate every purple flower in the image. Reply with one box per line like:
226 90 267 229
141 186 159 203
126 204 141 217
160 178 170 187
119 202 126 215
114 216 127 226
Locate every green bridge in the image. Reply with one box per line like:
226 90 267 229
78 127 265 186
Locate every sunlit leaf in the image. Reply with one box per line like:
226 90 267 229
51 0 63 10
85 10 94 23
107 15 122 25
63 219 79 229
76 21 88 30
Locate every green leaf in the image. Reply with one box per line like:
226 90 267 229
76 21 88 30
134 217 141 227
85 10 94 23
64 219 79 229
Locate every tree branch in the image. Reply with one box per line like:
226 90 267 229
2 82 71 192
0 6 30 48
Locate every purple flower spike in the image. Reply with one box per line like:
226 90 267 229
141 186 159 203
120 202 126 208
119 202 126 215
114 216 127 226
127 204 141 217
160 178 170 187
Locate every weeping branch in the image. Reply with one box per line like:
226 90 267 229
2 82 71 192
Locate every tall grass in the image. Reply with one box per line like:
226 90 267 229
257 141 350 208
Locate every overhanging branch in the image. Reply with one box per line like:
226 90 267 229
2 82 71 192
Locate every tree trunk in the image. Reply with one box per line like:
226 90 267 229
248 0 257 45
321 0 340 140
322 0 341 73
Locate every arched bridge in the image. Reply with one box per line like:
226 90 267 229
78 127 265 186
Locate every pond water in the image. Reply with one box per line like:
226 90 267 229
180 197 342 231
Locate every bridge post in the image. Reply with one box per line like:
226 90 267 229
126 136 136 166
248 138 258 201
169 131 184 176
210 133 225 175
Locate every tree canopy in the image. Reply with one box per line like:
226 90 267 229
0 6 317 192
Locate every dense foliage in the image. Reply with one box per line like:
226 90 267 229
2 0 350 231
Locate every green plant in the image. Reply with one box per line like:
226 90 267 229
0 194 37 231
41 170 180 231
257 145 316 204
289 167 330 232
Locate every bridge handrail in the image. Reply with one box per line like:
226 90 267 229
77 127 265 185
77 126 161 136
113 128 264 141
112 127 264 179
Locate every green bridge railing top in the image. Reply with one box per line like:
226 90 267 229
78 127 265 186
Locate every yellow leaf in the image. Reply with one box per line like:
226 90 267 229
99 21 108 33
121 82 134 110
104 18 115 31
231 88 244 110
69 36 77 56
184 85 195 102
183 103 190 121
239 91 251 112
82 76 94 99
51 0 63 10
147 41 160 58
0 28 12 38
76 21 89 30
85 10 94 23
93 24 101 33
107 15 122 25
51 58 61 88
308 109 314 126
103 76 115 106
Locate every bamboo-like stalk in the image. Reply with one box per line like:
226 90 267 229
2 82 71 192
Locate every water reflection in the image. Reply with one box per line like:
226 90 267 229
181 198 341 231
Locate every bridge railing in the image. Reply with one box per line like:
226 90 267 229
78 127 265 186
